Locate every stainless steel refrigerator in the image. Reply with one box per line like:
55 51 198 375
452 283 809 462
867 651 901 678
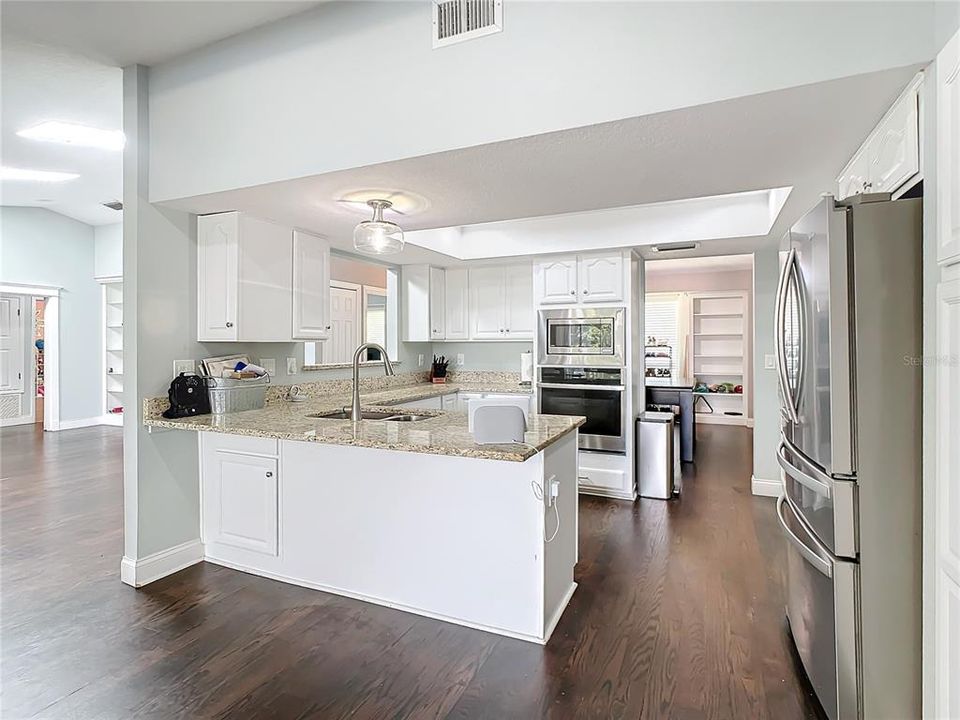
774 193 922 720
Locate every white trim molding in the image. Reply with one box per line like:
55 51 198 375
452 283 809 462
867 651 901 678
0 282 61 297
751 475 782 497
57 417 105 431
120 539 204 587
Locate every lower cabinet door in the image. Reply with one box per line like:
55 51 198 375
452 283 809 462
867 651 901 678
204 447 279 556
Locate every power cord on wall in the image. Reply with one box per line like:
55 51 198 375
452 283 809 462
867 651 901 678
530 474 561 543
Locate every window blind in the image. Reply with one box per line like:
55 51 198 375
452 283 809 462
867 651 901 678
645 295 681 378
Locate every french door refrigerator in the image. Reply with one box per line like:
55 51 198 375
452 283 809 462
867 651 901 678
774 193 922 720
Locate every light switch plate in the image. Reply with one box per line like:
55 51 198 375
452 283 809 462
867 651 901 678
286 357 297 375
259 358 277 375
456 353 465 366
418 354 424 367
173 359 196 376
764 354 776 370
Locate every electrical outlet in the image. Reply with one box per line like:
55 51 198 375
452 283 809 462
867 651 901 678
173 359 196 376
286 357 297 375
764 354 776 370
259 358 277 375
456 353 465 366
418 354 424 367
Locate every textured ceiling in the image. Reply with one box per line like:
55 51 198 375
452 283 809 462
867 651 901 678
161 65 921 263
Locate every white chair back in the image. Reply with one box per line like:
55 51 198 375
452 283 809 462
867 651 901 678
471 404 527 444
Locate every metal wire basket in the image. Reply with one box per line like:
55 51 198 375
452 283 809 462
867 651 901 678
205 375 270 415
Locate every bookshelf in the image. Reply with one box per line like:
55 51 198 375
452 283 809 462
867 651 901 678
689 293 749 426
100 278 123 426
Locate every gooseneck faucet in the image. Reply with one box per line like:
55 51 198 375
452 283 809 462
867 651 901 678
350 343 394 422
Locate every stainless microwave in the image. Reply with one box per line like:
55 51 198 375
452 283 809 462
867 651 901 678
538 307 625 367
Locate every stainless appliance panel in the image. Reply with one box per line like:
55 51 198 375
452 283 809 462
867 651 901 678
538 307 625 366
778 436 858 559
538 367 626 453
778 496 861 720
779 198 855 477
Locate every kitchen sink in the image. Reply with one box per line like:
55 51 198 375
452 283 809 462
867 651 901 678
309 409 397 420
383 414 430 422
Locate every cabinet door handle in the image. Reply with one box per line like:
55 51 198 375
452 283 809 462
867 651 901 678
265 471 273 478
582 289 589 295
325 325 331 330
569 290 575 295
225 321 234 328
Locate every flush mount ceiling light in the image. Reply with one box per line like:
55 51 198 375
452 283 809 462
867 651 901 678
0 166 79 182
354 199 404 255
17 121 125 151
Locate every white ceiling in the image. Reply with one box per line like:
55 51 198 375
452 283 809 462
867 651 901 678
0 1 324 67
645 254 754 275
160 65 920 264
0 37 122 226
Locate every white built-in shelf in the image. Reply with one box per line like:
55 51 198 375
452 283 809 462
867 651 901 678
101 279 124 426
693 312 742 318
694 332 742 337
694 391 744 397
690 292 750 427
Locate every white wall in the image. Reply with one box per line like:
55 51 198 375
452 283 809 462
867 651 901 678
94 222 123 278
330 254 387 288
0 206 102 422
432 341 531 372
752 246 780 486
148 1 938 202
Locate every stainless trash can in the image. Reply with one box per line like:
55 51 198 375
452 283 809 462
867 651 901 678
637 411 678 499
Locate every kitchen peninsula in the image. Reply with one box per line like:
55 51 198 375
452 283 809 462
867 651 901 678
145 375 583 644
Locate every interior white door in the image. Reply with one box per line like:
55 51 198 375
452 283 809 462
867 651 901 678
579 253 624 303
469 267 504 340
444 268 469 340
503 264 534 339
0 296 26 423
197 213 239 341
938 30 960 265
292 230 331 340
429 266 446 340
535 259 578 304
326 286 361 364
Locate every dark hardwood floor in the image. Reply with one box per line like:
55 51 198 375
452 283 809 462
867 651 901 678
1 423 823 719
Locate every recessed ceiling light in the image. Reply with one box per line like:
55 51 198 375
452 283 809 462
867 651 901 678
17 121 125 151
1 166 79 182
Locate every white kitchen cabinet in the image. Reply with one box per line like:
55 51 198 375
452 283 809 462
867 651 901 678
578 450 634 500
938 31 960 265
837 73 922 200
534 252 624 305
444 268 469 340
469 266 509 340
292 229 331 340
201 434 279 558
401 265 447 342
503 265 534 338
197 212 296 342
578 253 624 303
534 258 578 304
468 264 534 340
429 267 446 340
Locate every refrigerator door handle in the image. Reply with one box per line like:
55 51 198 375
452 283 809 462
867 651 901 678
790 256 807 416
775 248 800 424
776 495 833 578
778 439 832 499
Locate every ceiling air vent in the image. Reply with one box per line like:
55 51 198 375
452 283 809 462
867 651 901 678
103 200 123 211
650 242 700 254
433 0 502 49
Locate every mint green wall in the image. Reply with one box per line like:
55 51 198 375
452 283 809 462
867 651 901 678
752 245 780 484
0 207 102 422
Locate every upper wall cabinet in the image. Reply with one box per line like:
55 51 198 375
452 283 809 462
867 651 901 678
292 230 331 340
444 268 469 340
469 264 533 340
534 252 624 305
938 31 960 266
198 212 329 343
837 73 923 200
429 267 446 340
401 265 445 343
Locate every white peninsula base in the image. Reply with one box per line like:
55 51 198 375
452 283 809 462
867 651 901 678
199 430 579 644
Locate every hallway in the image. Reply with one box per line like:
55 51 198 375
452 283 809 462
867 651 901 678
0 423 822 719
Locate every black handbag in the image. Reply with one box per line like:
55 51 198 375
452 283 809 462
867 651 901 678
162 373 211 418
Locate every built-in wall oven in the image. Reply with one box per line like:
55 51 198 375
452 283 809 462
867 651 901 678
538 307 625 367
538 366 626 453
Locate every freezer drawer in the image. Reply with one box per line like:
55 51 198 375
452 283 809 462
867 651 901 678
778 495 860 720
778 436 858 559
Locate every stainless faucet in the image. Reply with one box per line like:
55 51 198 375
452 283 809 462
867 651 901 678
350 343 394 422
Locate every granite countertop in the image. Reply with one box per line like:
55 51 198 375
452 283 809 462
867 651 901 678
144 381 582 462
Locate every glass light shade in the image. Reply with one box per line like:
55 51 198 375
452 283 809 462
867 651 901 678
353 200 405 254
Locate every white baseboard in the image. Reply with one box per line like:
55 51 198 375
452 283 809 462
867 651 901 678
100 414 123 427
57 416 103 431
120 539 204 587
751 475 782 497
